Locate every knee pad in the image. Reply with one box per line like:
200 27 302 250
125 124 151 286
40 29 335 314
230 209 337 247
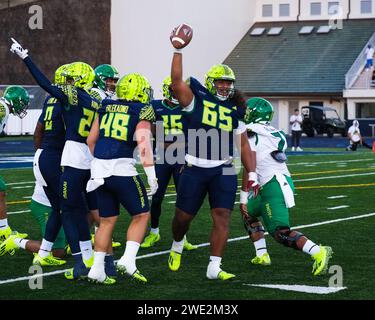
273 227 304 250
243 216 265 236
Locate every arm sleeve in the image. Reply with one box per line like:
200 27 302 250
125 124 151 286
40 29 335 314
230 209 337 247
23 57 68 104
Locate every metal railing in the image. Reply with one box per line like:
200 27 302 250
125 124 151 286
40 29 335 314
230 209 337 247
345 32 375 89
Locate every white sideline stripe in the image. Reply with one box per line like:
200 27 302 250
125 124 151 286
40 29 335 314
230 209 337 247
22 196 32 199
327 195 347 199
243 284 347 295
7 210 31 215
327 205 349 210
1 212 375 285
11 186 33 189
167 201 176 204
6 181 34 186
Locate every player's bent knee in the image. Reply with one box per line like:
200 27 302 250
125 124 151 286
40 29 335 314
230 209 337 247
272 227 304 250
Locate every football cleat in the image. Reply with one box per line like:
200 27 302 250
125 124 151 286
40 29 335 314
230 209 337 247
183 238 198 251
112 240 121 248
88 268 116 285
311 245 333 276
33 253 66 266
140 232 160 248
251 252 271 266
168 251 181 271
207 270 236 281
0 232 28 256
116 264 147 283
0 226 12 243
64 265 89 280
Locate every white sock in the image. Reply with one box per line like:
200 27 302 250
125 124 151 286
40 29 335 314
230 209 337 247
14 238 28 250
150 228 159 235
88 251 106 282
302 240 320 256
253 238 267 257
0 218 8 230
79 240 93 261
171 238 184 254
206 256 222 279
38 239 54 258
118 241 140 275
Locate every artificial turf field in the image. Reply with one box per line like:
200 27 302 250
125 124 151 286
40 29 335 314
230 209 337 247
0 149 374 300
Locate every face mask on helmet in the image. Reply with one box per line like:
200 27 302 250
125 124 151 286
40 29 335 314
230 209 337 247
244 97 274 125
3 85 30 119
162 76 178 104
205 64 236 101
116 73 153 104
94 64 120 95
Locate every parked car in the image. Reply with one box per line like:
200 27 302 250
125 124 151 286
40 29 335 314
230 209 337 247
301 106 346 138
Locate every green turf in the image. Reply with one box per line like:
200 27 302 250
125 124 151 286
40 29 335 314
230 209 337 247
0 149 374 300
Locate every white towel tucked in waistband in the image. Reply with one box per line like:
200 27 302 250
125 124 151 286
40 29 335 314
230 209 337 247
275 173 295 208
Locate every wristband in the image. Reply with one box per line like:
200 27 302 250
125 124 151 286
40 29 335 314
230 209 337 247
144 166 156 180
240 190 249 204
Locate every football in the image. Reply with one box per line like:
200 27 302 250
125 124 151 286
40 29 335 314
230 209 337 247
170 23 193 49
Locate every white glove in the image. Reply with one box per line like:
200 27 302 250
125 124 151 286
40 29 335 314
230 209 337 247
144 166 158 196
10 38 28 59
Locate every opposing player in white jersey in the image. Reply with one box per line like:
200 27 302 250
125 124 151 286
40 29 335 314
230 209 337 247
239 98 333 276
91 64 120 101
0 86 29 244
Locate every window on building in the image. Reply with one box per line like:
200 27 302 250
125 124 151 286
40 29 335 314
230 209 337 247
309 101 324 106
311 2 321 15
361 0 372 14
356 103 375 118
279 3 290 17
328 2 340 15
262 4 273 17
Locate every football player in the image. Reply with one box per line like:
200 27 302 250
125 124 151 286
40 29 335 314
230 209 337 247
87 73 157 284
0 65 67 265
240 98 333 276
91 64 120 100
0 85 29 244
10 39 99 279
167 27 258 280
141 76 197 250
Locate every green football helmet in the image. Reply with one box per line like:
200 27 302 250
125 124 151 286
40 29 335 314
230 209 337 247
116 73 153 104
244 97 274 124
94 64 120 93
54 64 69 85
162 76 178 104
63 62 95 91
3 85 30 118
204 64 235 101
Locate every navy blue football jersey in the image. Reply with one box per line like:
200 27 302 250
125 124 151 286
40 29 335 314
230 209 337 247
183 77 244 160
38 96 65 151
94 99 156 159
152 99 185 141
24 57 101 144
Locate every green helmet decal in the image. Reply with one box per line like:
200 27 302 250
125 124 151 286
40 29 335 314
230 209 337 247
94 64 120 92
116 73 153 104
244 97 274 125
3 85 30 118
63 62 95 91
204 64 235 100
54 64 69 85
162 76 178 104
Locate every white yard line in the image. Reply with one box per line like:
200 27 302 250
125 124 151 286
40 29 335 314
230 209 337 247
1 212 375 285
242 284 347 295
327 205 349 210
7 210 31 215
327 195 347 199
6 181 34 186
11 186 33 189
288 158 374 166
